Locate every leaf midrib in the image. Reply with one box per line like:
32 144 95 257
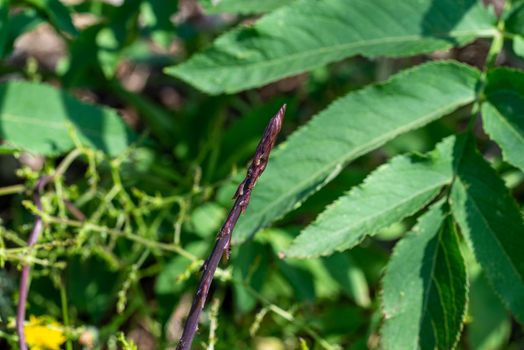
179 29 496 73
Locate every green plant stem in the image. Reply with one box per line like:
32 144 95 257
0 184 25 196
1 252 63 267
1 238 76 254
206 298 221 350
33 211 197 261
55 148 83 178
485 6 506 70
58 276 73 350
17 176 51 350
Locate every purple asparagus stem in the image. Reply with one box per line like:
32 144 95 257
176 104 286 350
17 176 52 350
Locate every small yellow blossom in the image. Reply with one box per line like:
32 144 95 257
24 315 66 350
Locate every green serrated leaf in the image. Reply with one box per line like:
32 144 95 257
450 138 524 324
198 0 294 14
381 202 467 350
166 0 494 94
233 61 481 244
286 136 455 258
0 81 138 156
482 68 524 172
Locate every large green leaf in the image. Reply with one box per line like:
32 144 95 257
450 138 524 323
198 0 294 14
381 203 467 350
482 68 524 172
285 137 455 258
0 81 138 156
166 0 495 94
233 61 481 244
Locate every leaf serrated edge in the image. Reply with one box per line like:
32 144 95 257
285 136 456 259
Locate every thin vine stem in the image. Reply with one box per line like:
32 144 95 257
16 148 83 350
16 175 52 350
176 104 286 350
0 184 25 196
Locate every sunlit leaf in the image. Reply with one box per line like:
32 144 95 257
0 81 138 156
167 0 495 94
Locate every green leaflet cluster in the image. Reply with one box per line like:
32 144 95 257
281 70 524 348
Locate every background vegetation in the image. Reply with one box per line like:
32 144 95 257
0 0 524 349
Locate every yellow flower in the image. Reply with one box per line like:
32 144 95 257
24 315 66 350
